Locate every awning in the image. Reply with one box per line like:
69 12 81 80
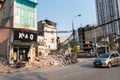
16 0 38 8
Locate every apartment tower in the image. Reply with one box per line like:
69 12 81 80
96 0 120 35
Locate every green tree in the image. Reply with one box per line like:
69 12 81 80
70 39 78 52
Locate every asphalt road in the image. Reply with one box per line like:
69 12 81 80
1 58 120 80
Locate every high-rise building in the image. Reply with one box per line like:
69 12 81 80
0 0 37 63
96 0 120 35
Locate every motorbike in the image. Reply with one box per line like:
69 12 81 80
14 60 25 68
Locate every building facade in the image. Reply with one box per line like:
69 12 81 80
78 25 103 52
96 0 120 35
37 19 57 56
0 0 37 63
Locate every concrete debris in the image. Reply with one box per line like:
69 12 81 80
0 57 11 74
29 55 65 69
0 55 66 74
0 57 27 74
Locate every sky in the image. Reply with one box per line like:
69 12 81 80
37 0 97 36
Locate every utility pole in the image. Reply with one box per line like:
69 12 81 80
93 26 97 56
71 14 81 63
72 14 81 40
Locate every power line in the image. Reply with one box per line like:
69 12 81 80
1 18 120 33
0 27 72 33
97 18 120 27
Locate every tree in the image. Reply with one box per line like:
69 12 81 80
70 39 78 63
70 39 78 52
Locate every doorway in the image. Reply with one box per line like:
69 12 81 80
13 46 30 61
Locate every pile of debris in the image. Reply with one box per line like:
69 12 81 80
0 57 26 74
0 57 11 74
29 55 65 69
0 55 71 74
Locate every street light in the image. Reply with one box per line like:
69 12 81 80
71 14 81 63
72 14 81 39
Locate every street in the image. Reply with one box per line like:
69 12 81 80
0 58 120 80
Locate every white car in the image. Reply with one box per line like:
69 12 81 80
93 53 120 68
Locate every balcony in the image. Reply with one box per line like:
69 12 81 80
16 0 38 8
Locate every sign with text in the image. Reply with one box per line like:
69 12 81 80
14 29 37 42
85 41 90 44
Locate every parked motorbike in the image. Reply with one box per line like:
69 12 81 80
64 54 77 65
14 60 25 68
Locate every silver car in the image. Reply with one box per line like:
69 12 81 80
93 53 120 68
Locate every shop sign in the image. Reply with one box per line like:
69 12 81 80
85 41 90 44
14 30 37 42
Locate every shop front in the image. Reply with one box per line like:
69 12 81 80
9 29 37 64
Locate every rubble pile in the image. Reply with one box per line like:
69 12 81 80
0 58 11 74
30 55 65 69
0 55 66 74
0 57 24 74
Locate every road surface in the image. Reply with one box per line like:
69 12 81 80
0 58 120 80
